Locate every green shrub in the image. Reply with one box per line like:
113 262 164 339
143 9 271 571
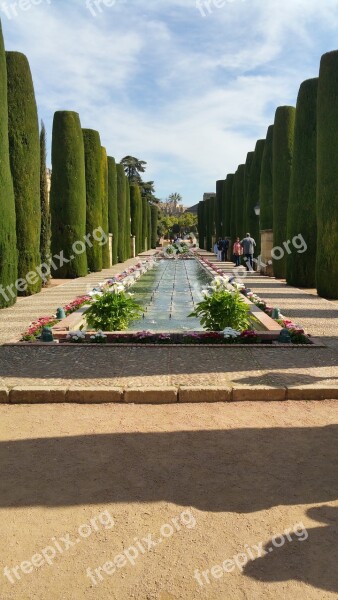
82 129 102 272
85 289 142 331
198 201 206 248
235 164 245 240
151 204 158 248
40 121 51 284
6 51 40 295
316 51 338 298
189 290 249 331
142 196 148 251
116 163 126 262
246 139 265 255
216 180 225 239
125 177 131 258
287 79 318 287
130 183 142 253
223 174 234 238
243 151 254 234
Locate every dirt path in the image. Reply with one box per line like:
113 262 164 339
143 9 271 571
1 401 337 599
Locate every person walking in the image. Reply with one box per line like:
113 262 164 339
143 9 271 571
221 238 229 262
233 237 243 267
241 233 256 271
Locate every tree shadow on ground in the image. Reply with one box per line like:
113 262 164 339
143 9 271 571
244 505 338 594
237 372 338 387
1 426 337 511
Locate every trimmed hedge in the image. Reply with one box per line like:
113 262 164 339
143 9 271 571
151 204 158 249
287 79 318 287
235 164 245 240
198 201 206 249
101 146 110 268
223 174 234 238
82 129 102 272
206 196 215 251
0 23 17 307
40 122 51 282
215 180 225 239
316 51 338 298
6 51 40 295
147 202 152 250
230 168 239 244
142 196 148 251
260 125 274 231
272 106 296 278
108 156 118 264
246 139 265 255
243 151 254 234
50 111 87 278
125 177 131 259
116 163 126 262
130 183 142 254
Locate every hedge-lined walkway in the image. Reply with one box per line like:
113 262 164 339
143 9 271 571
0 251 337 396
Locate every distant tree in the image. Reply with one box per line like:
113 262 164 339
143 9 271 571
167 192 182 204
140 180 160 204
120 156 147 183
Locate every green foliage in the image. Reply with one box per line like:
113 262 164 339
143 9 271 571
130 183 142 253
85 290 142 331
120 155 147 183
50 111 87 278
6 51 40 295
108 156 118 265
39 122 51 284
272 106 296 278
215 180 225 239
82 128 102 272
101 147 110 268
230 168 239 244
223 174 234 238
206 196 216 251
125 178 131 258
235 164 245 240
189 290 249 331
150 204 158 248
0 22 17 308
116 163 126 262
147 202 152 250
260 125 274 231
198 201 206 248
243 152 254 234
246 139 265 255
142 196 148 251
316 51 338 298
287 79 318 287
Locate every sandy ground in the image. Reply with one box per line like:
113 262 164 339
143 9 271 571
1 401 338 600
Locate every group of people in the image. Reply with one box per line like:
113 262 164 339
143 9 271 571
214 233 256 271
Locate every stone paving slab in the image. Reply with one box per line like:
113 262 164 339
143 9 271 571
0 251 337 400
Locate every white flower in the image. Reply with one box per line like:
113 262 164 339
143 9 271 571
90 335 95 340
223 327 241 339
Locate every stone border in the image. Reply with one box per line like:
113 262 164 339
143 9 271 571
4 338 325 348
1 384 337 404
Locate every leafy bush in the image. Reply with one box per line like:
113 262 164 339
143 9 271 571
85 290 142 331
189 289 249 331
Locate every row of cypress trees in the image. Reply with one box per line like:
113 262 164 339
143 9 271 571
199 50 338 299
0 18 157 305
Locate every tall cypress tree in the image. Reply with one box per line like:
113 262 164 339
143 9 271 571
116 163 126 262
50 111 87 278
273 106 296 278
230 168 239 244
260 126 274 231
142 196 148 251
0 22 17 307
235 164 246 239
147 203 152 250
82 129 102 272
215 180 225 239
151 204 158 249
130 183 142 254
316 51 338 298
39 121 51 284
101 146 110 268
6 51 40 295
246 139 265 255
108 156 118 265
125 177 131 259
223 175 234 239
198 201 206 249
287 79 318 287
243 151 254 234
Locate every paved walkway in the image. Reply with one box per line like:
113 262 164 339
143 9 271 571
0 251 337 398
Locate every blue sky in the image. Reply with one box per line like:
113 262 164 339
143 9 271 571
2 0 338 206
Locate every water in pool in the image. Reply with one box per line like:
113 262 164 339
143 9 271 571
128 259 212 331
